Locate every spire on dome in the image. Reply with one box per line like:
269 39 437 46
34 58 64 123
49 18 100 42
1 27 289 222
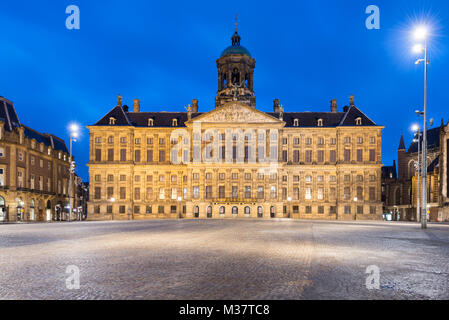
231 13 241 46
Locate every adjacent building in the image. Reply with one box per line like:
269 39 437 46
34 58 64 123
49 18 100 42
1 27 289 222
0 96 78 222
87 26 384 220
382 121 449 222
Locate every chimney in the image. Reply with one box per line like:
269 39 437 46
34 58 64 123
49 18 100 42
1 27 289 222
343 106 349 112
349 95 355 106
192 99 198 113
133 99 140 112
330 99 337 113
117 94 122 107
122 105 129 112
273 99 280 113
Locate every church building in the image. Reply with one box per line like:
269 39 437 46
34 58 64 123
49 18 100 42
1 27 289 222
87 24 384 220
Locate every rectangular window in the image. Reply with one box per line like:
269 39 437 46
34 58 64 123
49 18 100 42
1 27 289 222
357 206 363 214
108 149 114 161
205 186 212 199
257 186 264 199
245 186 252 198
345 206 351 214
293 150 300 163
232 186 238 198
134 188 140 200
147 150 153 162
344 149 351 162
94 187 101 199
357 149 363 162
146 205 152 214
159 150 166 162
305 150 312 163
158 206 164 214
119 206 126 214
305 188 312 200
116 187 125 200
146 187 153 200
317 188 324 200
159 188 165 200
135 150 141 162
107 205 112 214
369 149 376 161
107 187 113 199
318 206 324 214
95 149 101 162
282 150 287 162
193 186 199 199
344 187 350 200
219 186 225 198
270 186 277 199
369 187 376 201
306 206 312 214
330 206 336 214
317 150 324 163
330 150 336 163
120 149 126 161
370 206 376 214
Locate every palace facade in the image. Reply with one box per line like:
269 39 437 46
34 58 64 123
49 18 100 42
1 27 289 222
0 96 80 222
87 26 384 220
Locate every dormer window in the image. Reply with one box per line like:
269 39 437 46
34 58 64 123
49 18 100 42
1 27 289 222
317 119 323 127
355 117 362 126
109 117 116 125
293 118 299 127
148 118 154 127
47 148 51 156
172 118 178 127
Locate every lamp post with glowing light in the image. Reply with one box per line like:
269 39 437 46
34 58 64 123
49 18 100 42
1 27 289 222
412 122 421 222
413 26 429 229
287 197 292 218
68 124 79 222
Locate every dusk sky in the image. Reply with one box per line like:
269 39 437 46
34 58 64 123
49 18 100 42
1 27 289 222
1 0 448 181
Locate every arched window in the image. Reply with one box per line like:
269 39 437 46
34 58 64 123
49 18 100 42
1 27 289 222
356 117 362 125
317 119 323 127
0 196 5 222
219 206 225 215
207 206 212 218
270 206 276 218
232 68 240 85
109 117 116 125
257 206 263 218
172 119 178 127
194 206 199 218
244 206 251 215
232 206 238 215
148 118 154 127
293 118 299 127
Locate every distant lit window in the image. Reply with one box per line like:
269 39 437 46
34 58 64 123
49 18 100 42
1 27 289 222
109 117 116 125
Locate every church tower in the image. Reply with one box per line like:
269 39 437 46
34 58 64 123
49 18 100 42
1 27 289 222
215 17 256 108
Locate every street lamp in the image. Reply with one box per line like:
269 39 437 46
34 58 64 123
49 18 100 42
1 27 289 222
412 26 429 229
109 197 115 220
412 122 421 223
287 197 292 218
68 123 79 222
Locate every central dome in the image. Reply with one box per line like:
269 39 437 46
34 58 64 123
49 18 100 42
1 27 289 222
220 30 251 57
221 45 251 57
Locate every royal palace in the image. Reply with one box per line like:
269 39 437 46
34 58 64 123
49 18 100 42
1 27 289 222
87 26 384 220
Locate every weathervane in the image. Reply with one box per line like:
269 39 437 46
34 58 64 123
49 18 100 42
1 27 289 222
235 13 238 32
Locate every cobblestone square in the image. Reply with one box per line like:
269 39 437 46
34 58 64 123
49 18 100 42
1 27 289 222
0 219 448 299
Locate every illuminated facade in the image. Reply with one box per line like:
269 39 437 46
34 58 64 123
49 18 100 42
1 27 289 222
87 27 384 221
0 96 79 222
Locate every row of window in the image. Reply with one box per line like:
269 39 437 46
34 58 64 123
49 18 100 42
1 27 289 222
93 204 378 215
93 172 378 184
93 185 378 201
93 147 377 164
94 135 377 146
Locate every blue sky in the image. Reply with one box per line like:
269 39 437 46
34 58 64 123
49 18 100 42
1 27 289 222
1 0 448 181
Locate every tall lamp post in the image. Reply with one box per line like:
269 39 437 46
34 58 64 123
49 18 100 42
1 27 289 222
413 26 429 229
68 124 79 222
412 123 422 222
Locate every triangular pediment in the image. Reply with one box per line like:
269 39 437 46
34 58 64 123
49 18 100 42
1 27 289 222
188 102 284 124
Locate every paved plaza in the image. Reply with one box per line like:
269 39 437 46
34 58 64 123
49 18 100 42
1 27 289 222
0 219 448 300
